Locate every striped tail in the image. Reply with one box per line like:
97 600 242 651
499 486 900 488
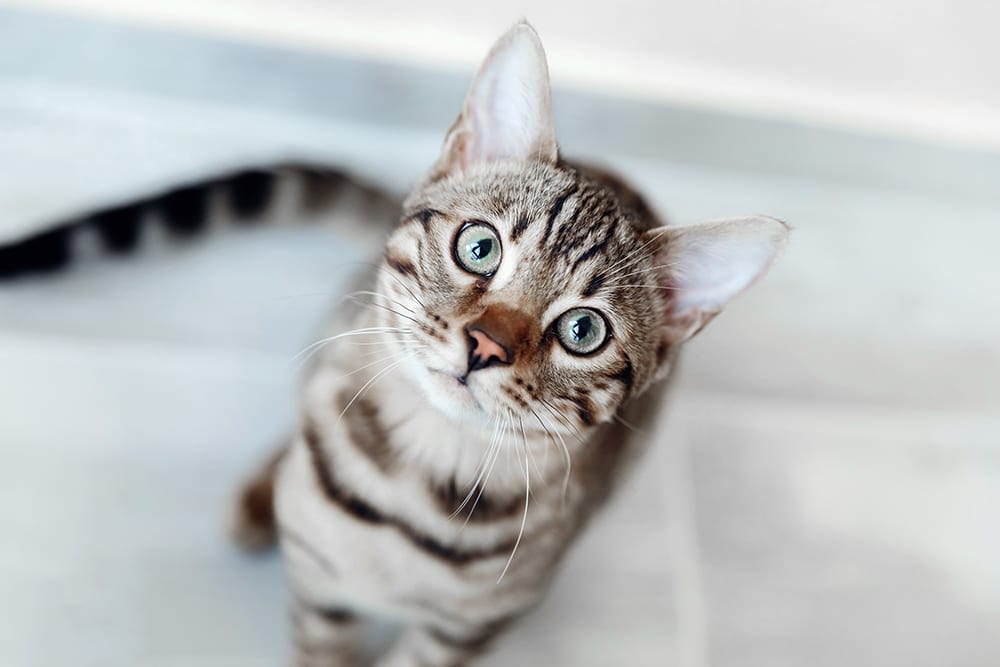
0 164 401 280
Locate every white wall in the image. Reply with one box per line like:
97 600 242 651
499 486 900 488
5 0 1000 150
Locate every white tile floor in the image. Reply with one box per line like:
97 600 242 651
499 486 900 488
1 7 999 667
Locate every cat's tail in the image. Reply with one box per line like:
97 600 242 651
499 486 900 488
0 163 402 280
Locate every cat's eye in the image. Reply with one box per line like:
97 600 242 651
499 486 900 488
454 222 502 276
554 308 609 355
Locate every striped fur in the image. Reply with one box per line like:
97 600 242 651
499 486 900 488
239 24 786 667
4 21 787 667
0 164 398 279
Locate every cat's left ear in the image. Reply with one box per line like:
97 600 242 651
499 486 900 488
431 21 558 178
643 216 789 350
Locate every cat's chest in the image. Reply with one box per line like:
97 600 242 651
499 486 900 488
278 345 587 614
274 437 561 622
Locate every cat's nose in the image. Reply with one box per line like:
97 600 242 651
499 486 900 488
466 326 511 373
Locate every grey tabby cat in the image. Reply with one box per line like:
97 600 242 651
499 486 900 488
227 22 788 667
0 20 788 667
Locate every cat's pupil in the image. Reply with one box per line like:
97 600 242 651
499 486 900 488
571 316 592 341
471 238 492 260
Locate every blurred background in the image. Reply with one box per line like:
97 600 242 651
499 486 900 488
0 1 998 665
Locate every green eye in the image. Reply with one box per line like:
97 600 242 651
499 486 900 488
555 308 608 355
454 222 502 276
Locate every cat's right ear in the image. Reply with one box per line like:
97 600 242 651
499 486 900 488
430 21 559 179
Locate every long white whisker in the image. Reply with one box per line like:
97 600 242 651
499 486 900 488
614 284 681 291
463 415 509 527
346 295 423 327
614 413 644 434
612 259 684 282
532 408 572 504
539 398 587 445
341 347 425 378
347 290 417 314
497 420 530 584
448 416 502 520
519 416 543 486
335 355 411 426
291 327 411 363
378 264 427 309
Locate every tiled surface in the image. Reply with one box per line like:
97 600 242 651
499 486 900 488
1 8 999 667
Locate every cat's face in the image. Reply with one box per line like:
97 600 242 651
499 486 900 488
380 161 662 431
375 23 787 435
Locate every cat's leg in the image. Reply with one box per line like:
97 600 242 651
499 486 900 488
291 599 364 667
229 440 289 551
375 622 508 667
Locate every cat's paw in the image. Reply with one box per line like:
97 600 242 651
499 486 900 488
229 475 278 552
228 448 285 552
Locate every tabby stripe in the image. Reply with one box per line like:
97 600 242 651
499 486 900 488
226 169 276 218
426 627 494 653
426 615 513 654
161 184 210 237
430 476 522 523
315 607 355 624
562 393 597 427
607 355 635 397
571 218 618 270
582 273 606 297
547 189 593 259
337 390 397 473
302 420 517 565
92 204 144 253
407 208 443 231
510 212 532 241
384 250 421 283
541 185 578 244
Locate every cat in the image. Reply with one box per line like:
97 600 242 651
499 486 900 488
0 21 788 667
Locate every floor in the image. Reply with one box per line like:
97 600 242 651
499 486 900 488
1 7 998 667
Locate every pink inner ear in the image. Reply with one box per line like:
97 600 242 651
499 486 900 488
435 23 558 176
646 216 789 342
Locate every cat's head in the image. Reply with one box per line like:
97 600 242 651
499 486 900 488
378 22 787 433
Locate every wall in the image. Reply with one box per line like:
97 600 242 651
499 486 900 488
4 0 999 150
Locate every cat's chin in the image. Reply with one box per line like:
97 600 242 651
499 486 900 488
413 366 492 425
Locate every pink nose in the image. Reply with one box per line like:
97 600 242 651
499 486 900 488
467 327 510 372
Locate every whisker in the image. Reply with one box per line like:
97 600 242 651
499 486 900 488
291 326 411 363
538 398 587 445
531 408 572 504
497 418 530 584
463 415 509 527
341 347 426 378
448 415 503 520
347 290 416 314
291 328 414 372
612 259 684 282
614 413 644 434
346 294 423 327
600 234 662 280
377 264 428 309
335 355 412 426
349 335 418 347
614 284 680 291
519 416 543 488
